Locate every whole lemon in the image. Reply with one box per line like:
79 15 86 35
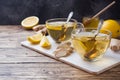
101 19 120 38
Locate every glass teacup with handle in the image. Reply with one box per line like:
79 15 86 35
71 27 111 61
46 18 77 43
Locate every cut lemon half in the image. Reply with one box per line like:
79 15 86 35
21 16 39 29
40 36 51 48
27 33 43 44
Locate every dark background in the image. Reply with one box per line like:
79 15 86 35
0 0 120 25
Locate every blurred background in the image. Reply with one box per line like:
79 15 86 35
0 0 120 25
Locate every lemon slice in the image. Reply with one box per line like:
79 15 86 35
27 33 43 44
76 39 87 50
46 24 62 30
21 16 39 29
48 26 62 30
40 36 51 48
72 38 87 54
46 25 62 30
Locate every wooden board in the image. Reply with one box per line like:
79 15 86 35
21 36 120 74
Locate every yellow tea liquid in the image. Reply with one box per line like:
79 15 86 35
46 21 76 43
72 32 110 61
83 17 99 29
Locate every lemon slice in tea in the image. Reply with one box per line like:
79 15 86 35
46 22 63 30
46 26 62 30
21 16 39 29
72 38 87 54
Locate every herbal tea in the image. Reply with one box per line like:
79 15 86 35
82 17 99 29
72 32 110 61
46 21 76 43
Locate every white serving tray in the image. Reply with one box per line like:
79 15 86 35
21 36 120 74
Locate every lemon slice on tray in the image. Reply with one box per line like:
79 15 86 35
21 16 39 29
27 33 43 44
40 36 51 48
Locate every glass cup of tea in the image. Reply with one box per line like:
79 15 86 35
46 18 77 43
71 28 111 61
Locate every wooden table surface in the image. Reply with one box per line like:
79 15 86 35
0 25 120 80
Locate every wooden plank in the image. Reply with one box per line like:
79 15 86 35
0 62 118 78
0 63 119 77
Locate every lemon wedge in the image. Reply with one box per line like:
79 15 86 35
27 33 43 44
40 36 51 48
21 16 39 29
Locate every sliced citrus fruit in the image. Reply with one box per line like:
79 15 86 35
40 36 51 48
46 22 63 30
72 38 87 54
46 25 62 30
27 33 43 44
21 16 39 29
76 39 87 50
